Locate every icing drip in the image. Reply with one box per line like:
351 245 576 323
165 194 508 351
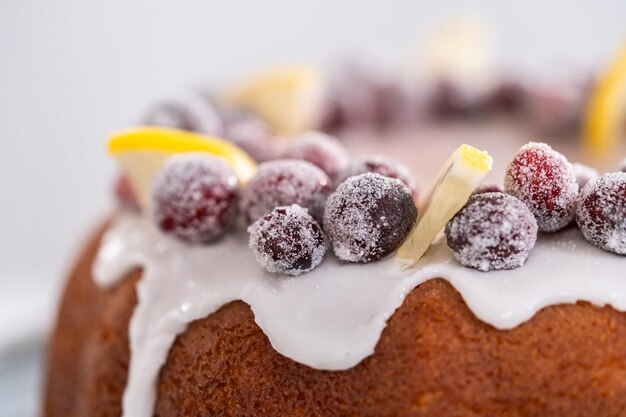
93 214 625 417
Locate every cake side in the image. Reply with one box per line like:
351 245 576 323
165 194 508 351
45 222 626 417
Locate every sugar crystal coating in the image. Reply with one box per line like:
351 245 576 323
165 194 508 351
339 155 418 201
445 193 538 272
324 173 417 263
572 163 599 191
151 153 239 243
504 142 578 232
576 172 626 255
142 91 222 136
285 131 350 180
248 205 328 276
240 160 331 224
223 117 282 162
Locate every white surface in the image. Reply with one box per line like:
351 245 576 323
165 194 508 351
1 0 625 349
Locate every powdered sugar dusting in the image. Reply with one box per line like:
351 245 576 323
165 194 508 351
248 204 328 276
445 193 538 271
286 131 350 180
240 159 331 223
504 142 578 232
324 173 416 262
576 172 626 255
151 153 239 243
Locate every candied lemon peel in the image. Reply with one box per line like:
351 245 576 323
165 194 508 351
396 144 493 267
108 127 257 208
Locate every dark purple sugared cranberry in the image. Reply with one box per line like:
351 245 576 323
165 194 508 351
504 142 578 232
339 155 418 201
222 116 282 163
114 173 139 211
487 79 527 112
285 131 350 181
576 172 626 255
151 153 239 243
445 192 538 271
472 183 503 195
524 80 587 136
428 80 486 118
324 173 417 263
142 91 223 136
572 162 599 191
248 204 328 276
240 160 331 224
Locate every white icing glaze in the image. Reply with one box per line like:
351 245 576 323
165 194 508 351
93 213 625 417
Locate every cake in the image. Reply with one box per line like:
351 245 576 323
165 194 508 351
44 44 626 416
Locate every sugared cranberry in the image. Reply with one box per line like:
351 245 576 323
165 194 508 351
504 142 578 232
488 79 527 112
240 160 331 224
618 158 626 173
524 80 587 136
428 80 486 118
324 173 417 263
285 131 350 181
114 173 139 211
339 155 418 201
445 192 538 271
576 172 626 255
572 162 599 191
222 116 283 162
142 91 223 136
472 183 503 195
248 205 328 276
151 154 238 243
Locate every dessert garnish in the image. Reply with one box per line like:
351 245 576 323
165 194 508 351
504 142 578 232
227 66 325 135
222 114 282 162
324 173 417 263
142 90 223 136
576 172 626 255
396 144 492 266
151 153 239 243
472 183 502 195
285 131 350 181
108 127 256 208
572 162 599 190
248 204 328 276
240 159 331 224
445 192 538 271
583 41 626 153
338 155 419 201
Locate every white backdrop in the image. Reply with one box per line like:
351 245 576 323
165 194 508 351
1 0 625 343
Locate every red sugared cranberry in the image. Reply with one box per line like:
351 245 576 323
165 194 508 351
472 183 503 195
324 173 417 263
504 142 578 232
524 80 587 136
248 205 328 276
339 155 418 201
285 131 350 180
151 154 238 243
240 160 331 224
142 91 223 136
576 172 626 255
572 162 598 191
223 116 283 162
445 192 538 271
114 173 139 211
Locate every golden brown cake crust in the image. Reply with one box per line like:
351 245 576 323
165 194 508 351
45 224 626 417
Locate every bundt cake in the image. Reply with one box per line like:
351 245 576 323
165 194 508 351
44 50 626 417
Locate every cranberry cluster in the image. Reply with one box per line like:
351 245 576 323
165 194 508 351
447 142 625 272
111 131 420 276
